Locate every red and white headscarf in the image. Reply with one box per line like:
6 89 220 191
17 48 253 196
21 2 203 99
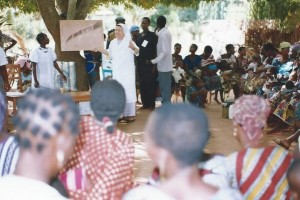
233 95 270 141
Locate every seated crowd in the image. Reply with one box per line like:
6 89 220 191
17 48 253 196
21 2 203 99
172 41 300 146
1 40 300 200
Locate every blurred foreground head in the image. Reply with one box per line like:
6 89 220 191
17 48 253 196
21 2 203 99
145 103 209 177
91 79 126 133
287 159 300 200
13 88 80 177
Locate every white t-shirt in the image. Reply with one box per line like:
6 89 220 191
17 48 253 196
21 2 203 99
123 185 175 200
123 185 242 200
152 27 173 72
172 68 184 83
0 175 68 200
0 47 8 66
29 47 57 89
198 155 229 188
212 188 243 200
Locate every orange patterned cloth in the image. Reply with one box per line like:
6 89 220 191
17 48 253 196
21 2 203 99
59 116 134 200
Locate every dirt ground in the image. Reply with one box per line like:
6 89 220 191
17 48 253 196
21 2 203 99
118 100 296 184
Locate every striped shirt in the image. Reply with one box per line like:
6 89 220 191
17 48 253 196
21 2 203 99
226 146 292 200
0 136 19 176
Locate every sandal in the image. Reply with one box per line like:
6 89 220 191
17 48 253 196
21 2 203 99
273 139 290 150
118 118 128 124
125 117 136 123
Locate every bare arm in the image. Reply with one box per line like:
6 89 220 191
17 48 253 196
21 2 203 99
53 61 67 82
31 62 39 88
129 40 139 55
0 65 10 91
94 48 109 56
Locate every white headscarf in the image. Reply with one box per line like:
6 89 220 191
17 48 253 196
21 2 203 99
116 23 130 40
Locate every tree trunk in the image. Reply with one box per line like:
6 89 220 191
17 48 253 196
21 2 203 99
35 0 89 91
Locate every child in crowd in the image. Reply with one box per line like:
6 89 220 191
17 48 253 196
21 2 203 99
186 78 207 108
247 54 265 73
29 33 67 89
172 63 185 102
241 67 255 94
14 57 31 91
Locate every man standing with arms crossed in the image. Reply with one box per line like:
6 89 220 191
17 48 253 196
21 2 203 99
147 16 172 104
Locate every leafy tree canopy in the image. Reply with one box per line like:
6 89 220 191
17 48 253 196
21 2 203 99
0 0 214 14
1 0 299 30
249 0 300 31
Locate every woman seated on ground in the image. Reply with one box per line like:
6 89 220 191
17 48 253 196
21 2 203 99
0 88 80 199
123 104 242 200
225 95 293 200
60 79 134 200
240 67 256 95
273 100 300 150
268 81 298 134
201 46 222 103
186 78 207 108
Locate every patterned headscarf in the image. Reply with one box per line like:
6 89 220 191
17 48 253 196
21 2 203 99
233 95 270 141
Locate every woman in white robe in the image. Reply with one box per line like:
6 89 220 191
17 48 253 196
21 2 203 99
101 24 139 122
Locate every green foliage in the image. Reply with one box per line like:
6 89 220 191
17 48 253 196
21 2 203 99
249 0 300 31
0 0 38 13
0 0 215 14
0 13 12 28
0 0 299 31
149 5 172 26
178 8 198 22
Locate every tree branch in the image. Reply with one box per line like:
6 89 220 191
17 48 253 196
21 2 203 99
56 0 69 15
67 0 77 20
74 0 93 20
35 0 60 38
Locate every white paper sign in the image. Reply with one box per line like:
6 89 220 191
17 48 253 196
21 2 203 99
141 40 148 47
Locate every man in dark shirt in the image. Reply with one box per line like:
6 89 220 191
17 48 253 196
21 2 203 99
136 17 158 110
